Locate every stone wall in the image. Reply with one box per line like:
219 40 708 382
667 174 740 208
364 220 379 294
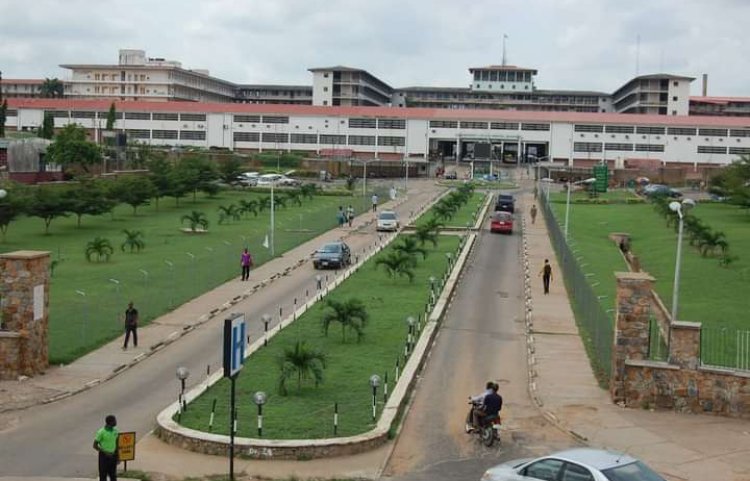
0 250 50 380
611 271 750 418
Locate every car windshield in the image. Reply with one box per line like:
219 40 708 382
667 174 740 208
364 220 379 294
601 461 666 481
379 213 397 220
319 244 341 253
493 213 512 221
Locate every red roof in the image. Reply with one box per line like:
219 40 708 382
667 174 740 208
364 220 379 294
1 79 43 85
690 96 750 105
7 98 750 128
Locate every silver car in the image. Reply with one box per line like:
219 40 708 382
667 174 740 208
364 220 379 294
481 448 666 481
376 210 400 232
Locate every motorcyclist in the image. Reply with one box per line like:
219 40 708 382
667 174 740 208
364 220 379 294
466 381 495 433
478 383 503 427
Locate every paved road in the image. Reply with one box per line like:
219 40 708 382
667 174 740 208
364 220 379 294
0 181 442 478
381 199 575 481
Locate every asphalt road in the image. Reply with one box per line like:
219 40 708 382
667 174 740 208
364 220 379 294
381 204 575 481
0 181 441 478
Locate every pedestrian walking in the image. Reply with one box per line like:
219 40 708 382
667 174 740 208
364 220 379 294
346 204 355 227
93 414 119 481
371 193 379 212
240 248 253 281
539 259 553 295
122 302 138 349
530 204 538 224
337 206 346 227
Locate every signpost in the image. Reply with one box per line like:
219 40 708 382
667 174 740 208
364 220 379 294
593 164 609 193
117 431 136 472
223 313 247 481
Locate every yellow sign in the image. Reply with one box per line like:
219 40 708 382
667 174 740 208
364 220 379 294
118 431 136 462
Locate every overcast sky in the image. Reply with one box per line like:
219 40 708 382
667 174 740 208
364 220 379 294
1 0 748 96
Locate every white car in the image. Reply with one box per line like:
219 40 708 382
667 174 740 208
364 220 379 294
481 448 666 481
256 171 300 187
376 210 400 232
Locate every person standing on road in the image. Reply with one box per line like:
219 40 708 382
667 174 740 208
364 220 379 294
530 204 538 224
371 193 379 213
122 302 138 349
539 259 553 295
240 248 253 281
93 414 119 481
346 204 355 227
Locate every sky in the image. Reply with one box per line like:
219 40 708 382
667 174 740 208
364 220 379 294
1 0 748 96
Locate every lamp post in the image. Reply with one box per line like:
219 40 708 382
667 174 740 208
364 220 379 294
369 374 381 421
564 179 572 240
176 366 190 413
406 316 416 353
429 275 436 299
253 391 267 437
669 199 696 323
261 313 271 346
445 252 453 269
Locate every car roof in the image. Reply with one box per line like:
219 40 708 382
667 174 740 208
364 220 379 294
498 193 514 199
379 210 397 215
548 448 638 470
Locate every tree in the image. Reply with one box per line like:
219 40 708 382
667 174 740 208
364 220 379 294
166 168 192 206
374 251 416 282
392 235 428 261
0 99 6 138
218 155 244 185
175 155 219 202
110 175 156 215
0 187 27 241
38 111 54 139
432 200 457 222
85 237 114 262
120 229 145 253
277 341 327 396
46 123 102 174
300 183 318 200
238 199 259 217
285 191 303 207
181 210 209 232
712 156 750 211
40 78 65 98
698 230 728 257
62 179 116 227
217 204 241 224
105 103 117 131
414 218 443 247
26 187 70 234
147 153 173 210
321 298 369 343
258 195 272 211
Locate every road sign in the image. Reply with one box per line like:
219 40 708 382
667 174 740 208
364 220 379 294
223 314 247 378
118 431 136 462
593 164 609 193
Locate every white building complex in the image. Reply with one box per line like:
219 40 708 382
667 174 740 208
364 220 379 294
5 98 749 174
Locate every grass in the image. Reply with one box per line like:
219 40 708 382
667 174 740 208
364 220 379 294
549 188 641 203
0 188 377 364
413 191 486 228
549 199 750 331
178 235 461 439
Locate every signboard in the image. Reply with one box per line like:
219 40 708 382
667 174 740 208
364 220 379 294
117 431 136 462
223 314 247 378
33 284 44 321
593 164 609 193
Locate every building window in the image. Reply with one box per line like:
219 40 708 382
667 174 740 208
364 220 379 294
152 130 178 140
349 118 377 129
635 144 665 152
347 135 376 146
672 96 678 101
125 112 151 120
672 110 677 115
180 113 206 122
126 129 150 139
261 132 289 143
574 124 604 133
459 121 488 130
262 115 289 124
521 123 550 131
698 128 728 137
573 142 603 153
605 125 634 134
673 81 678 87
319 134 346 145
377 119 406 129
635 126 665 135
180 130 206 140
697 145 727 154
490 122 519 130
233 132 260 142
323 100 328 105
234 115 261 123
378 136 406 146
153 113 179 121
429 120 458 129
323 87 328 92
290 133 318 144
604 143 634 151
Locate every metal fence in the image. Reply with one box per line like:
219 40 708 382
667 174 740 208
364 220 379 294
701 327 750 371
540 191 613 384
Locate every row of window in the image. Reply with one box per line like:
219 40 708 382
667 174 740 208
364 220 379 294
125 129 206 140
40 110 207 122
573 125 750 137
232 132 405 146
428 120 549 131
573 142 743 155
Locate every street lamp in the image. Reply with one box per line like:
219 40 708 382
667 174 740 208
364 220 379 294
253 391 267 437
176 366 190 412
261 313 271 346
541 177 554 203
445 252 453 268
369 374 381 421
669 199 696 323
429 276 436 298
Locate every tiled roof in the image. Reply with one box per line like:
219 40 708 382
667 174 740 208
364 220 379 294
690 96 750 104
1 79 43 85
7 98 750 127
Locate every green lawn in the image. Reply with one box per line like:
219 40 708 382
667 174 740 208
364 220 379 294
550 199 750 331
178 235 461 439
1 189 374 364
549 188 641 203
413 191 487 228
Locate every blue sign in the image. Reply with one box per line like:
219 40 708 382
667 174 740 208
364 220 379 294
223 314 247 378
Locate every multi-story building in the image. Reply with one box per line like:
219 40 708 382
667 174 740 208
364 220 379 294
309 66 394 106
611 74 693 116
689 96 750 117
60 49 236 103
236 84 313 105
1 79 43 99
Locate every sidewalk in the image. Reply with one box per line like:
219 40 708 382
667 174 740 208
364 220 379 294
0 182 438 414
521 182 750 481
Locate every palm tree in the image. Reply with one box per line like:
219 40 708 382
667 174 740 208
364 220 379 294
120 229 145 253
239 199 259 217
375 251 415 282
698 230 728 257
40 78 64 98
274 195 287 209
285 191 303 207
85 237 114 262
321 298 369 343
277 341 327 396
217 204 241 224
181 210 209 232
300 183 318 200
258 196 272 212
392 235 428 261
433 200 458 222
415 218 443 247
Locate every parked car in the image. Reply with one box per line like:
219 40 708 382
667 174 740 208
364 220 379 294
236 172 259 186
480 448 666 481
257 171 300 187
312 241 351 269
489 211 513 234
445 171 458 180
376 210 400 232
495 194 515 213
643 184 682 198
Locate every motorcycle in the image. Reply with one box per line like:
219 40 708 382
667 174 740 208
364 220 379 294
466 399 502 447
